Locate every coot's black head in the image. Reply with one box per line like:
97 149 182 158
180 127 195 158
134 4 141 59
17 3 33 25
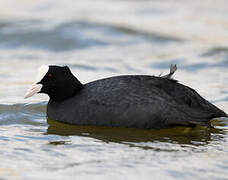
25 65 83 102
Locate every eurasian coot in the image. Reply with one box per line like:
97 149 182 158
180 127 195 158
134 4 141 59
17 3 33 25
24 65 227 129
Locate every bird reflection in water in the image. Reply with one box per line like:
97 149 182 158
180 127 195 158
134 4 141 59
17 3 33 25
46 118 227 150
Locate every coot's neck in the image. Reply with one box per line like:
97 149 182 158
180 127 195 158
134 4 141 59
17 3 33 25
49 77 84 102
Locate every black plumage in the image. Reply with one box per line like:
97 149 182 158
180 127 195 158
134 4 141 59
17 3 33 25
36 65 227 129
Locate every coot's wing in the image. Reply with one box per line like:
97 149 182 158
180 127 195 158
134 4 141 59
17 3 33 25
83 75 226 128
149 77 227 126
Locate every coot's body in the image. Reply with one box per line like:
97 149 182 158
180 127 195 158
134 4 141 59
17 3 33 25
24 65 227 129
47 75 226 129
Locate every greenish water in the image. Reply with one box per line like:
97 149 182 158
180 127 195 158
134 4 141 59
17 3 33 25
0 0 228 179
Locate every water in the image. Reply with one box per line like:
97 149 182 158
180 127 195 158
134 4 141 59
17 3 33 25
0 0 228 179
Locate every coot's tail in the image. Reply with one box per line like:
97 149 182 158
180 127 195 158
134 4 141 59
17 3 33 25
158 65 228 128
186 105 227 127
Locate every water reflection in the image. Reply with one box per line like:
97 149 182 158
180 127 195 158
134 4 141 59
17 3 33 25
0 20 183 52
0 103 46 126
47 118 226 147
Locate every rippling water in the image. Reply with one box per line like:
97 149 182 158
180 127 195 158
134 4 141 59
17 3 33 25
0 0 228 179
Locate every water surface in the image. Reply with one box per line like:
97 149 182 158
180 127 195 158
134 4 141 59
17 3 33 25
0 0 228 179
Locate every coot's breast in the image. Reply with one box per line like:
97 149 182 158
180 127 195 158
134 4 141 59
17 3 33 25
47 75 227 129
